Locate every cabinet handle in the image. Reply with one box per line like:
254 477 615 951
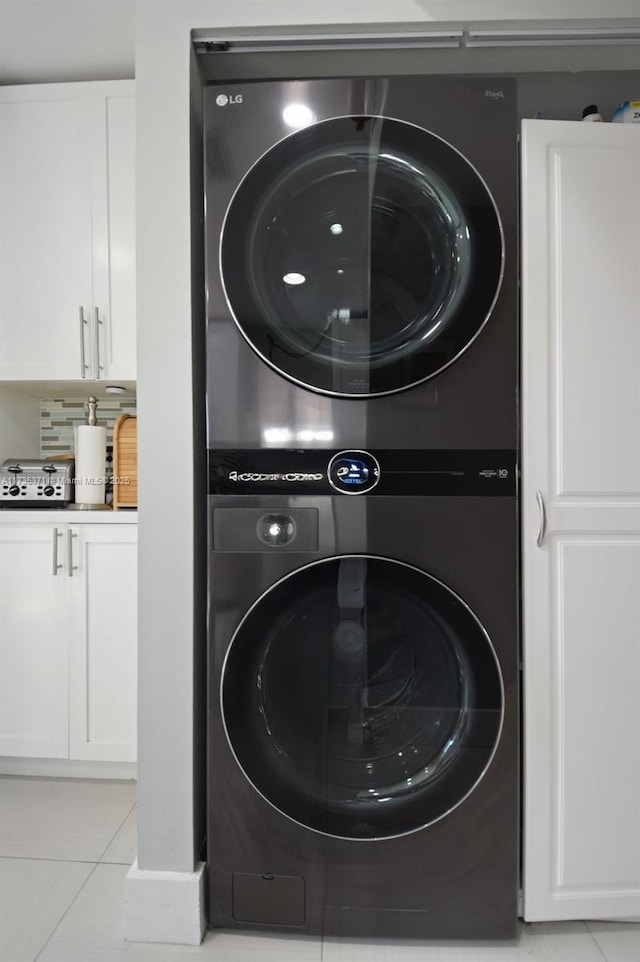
52 528 63 576
67 529 78 577
79 307 90 378
94 307 104 378
536 490 547 547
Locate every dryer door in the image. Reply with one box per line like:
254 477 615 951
220 116 503 398
221 556 504 840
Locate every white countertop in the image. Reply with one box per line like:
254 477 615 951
0 508 137 524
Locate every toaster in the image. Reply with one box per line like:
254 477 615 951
0 458 75 507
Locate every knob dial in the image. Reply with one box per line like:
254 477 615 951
43 485 55 497
257 514 296 546
9 485 20 497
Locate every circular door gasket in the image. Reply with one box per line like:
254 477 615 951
220 115 504 398
220 555 504 840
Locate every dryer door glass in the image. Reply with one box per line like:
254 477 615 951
220 116 503 397
222 556 504 840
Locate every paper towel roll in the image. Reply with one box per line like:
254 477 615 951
75 425 107 505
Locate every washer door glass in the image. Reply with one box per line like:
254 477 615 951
222 556 504 840
220 116 503 397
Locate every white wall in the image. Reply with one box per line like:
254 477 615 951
0 387 40 464
134 0 640 876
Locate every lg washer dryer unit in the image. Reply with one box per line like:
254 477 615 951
204 76 517 451
207 448 519 939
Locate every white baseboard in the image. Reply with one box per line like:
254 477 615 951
591 917 640 924
125 858 206 945
0 757 137 780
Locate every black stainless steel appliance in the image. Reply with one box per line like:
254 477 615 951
207 454 519 938
204 75 519 939
0 458 74 507
204 75 517 451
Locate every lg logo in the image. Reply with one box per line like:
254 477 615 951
216 93 243 107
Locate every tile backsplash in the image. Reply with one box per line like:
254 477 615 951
40 397 137 457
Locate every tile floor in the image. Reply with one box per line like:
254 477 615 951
0 776 638 962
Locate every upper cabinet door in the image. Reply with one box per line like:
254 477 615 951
521 120 640 922
0 91 93 379
90 90 136 381
0 81 135 382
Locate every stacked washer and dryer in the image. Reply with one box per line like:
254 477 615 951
204 76 519 939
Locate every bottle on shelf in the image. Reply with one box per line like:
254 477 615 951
582 104 603 122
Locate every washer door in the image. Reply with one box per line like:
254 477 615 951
222 556 504 840
220 116 503 397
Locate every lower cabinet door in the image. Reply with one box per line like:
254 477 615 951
0 525 69 757
68 525 137 762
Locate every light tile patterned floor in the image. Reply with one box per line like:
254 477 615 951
0 776 136 861
0 776 638 962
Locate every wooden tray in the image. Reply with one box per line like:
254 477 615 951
113 414 137 509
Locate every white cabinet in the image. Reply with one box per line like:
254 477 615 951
521 120 640 922
0 521 137 764
0 525 69 757
69 525 137 762
0 82 135 381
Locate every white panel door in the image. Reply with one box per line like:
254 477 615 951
68 525 137 762
522 120 640 922
0 526 69 757
90 86 136 381
0 91 93 379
